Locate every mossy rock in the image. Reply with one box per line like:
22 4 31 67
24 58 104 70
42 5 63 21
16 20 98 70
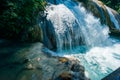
21 24 43 42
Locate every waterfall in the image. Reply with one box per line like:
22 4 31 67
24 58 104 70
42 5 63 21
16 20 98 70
46 0 110 52
65 42 120 80
106 6 120 29
44 0 120 80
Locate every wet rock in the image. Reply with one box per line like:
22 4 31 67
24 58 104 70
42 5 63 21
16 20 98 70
82 0 119 32
71 64 85 72
109 29 120 37
0 42 89 80
58 57 68 63
102 67 120 80
37 57 41 61
56 72 72 80
24 64 35 70
23 58 31 64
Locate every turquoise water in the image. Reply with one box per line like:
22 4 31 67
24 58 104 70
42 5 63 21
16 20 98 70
45 0 120 80
62 38 120 80
44 37 120 80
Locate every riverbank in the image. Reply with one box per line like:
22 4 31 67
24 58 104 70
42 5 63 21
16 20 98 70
0 40 89 80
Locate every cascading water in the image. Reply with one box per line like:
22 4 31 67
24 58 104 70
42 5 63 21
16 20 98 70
46 0 110 52
106 6 120 29
45 0 120 80
65 38 120 80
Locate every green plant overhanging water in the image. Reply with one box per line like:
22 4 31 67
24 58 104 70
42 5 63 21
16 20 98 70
0 0 46 41
100 0 120 13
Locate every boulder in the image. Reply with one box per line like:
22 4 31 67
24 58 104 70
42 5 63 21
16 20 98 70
56 72 72 80
109 29 120 37
0 42 89 80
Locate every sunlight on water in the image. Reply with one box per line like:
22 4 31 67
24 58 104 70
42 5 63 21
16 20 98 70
63 40 120 80
44 37 120 80
45 0 120 80
46 1 111 52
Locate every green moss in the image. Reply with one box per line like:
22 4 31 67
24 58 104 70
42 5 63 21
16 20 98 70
0 0 46 41
100 0 120 13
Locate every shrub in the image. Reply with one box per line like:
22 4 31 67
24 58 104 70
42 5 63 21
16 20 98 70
0 0 46 40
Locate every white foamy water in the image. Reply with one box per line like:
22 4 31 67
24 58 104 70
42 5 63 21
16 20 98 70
46 1 111 52
64 40 120 80
45 0 120 80
47 4 79 51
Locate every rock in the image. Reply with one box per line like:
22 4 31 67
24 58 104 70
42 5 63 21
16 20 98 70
23 58 31 64
71 64 85 72
37 58 41 61
58 57 68 63
102 67 120 80
24 64 35 70
109 29 120 37
0 42 89 80
83 0 118 31
56 72 72 80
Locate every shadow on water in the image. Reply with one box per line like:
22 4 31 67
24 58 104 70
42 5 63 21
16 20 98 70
0 39 43 80
0 39 32 67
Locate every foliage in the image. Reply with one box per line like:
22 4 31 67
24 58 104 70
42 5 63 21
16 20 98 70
100 0 120 13
0 0 46 40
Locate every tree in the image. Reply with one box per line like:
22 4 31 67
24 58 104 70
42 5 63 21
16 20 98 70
0 0 46 40
100 0 120 13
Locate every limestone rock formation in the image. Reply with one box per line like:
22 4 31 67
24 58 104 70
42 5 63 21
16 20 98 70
0 41 89 80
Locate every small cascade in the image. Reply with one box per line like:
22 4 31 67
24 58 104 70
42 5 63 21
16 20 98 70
46 0 110 52
65 42 120 80
46 4 84 52
106 6 120 29
43 0 120 80
64 1 110 47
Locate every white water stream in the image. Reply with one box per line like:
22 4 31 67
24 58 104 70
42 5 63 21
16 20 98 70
106 6 120 29
45 0 120 80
